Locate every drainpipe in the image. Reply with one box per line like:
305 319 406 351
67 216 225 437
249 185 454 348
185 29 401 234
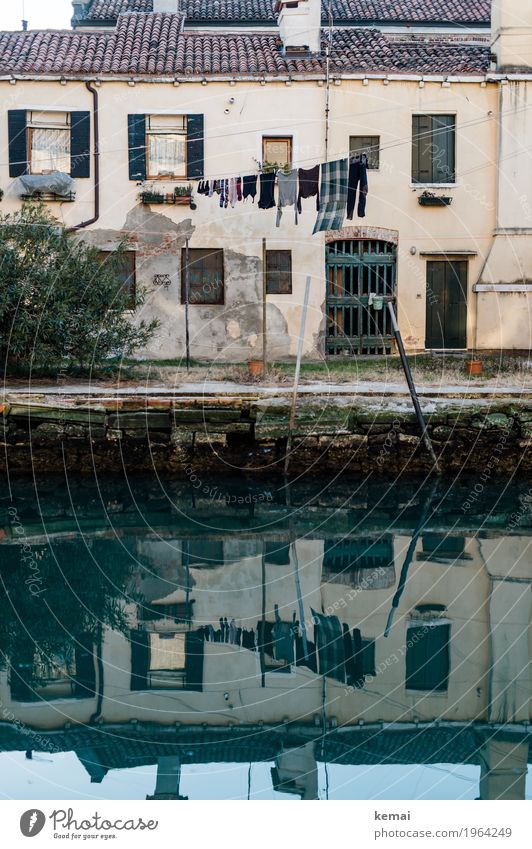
70 80 100 231
89 625 105 725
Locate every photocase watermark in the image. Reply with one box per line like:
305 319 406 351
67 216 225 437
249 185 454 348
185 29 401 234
7 507 46 597
1 701 59 755
184 465 273 504
376 420 401 467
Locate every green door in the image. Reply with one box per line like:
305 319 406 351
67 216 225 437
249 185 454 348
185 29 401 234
426 260 468 349
326 239 397 355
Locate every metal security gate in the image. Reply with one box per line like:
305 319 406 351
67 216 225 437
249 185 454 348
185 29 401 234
326 239 397 355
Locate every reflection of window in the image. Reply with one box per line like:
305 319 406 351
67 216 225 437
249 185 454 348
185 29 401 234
146 114 187 179
323 537 395 588
350 135 380 170
360 638 376 676
262 136 292 169
412 114 455 183
419 534 469 564
29 111 70 174
406 621 450 692
97 251 136 310
130 629 204 692
10 637 95 701
266 250 292 294
181 248 224 305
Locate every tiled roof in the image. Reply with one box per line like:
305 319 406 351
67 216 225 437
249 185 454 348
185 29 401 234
0 13 491 77
81 0 491 26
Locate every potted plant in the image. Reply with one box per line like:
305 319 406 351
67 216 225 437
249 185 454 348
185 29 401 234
174 184 193 205
418 190 452 207
139 188 165 204
465 357 483 375
248 359 265 378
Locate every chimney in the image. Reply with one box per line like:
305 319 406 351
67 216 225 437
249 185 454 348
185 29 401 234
71 1 91 24
276 0 321 55
492 0 532 70
153 0 179 12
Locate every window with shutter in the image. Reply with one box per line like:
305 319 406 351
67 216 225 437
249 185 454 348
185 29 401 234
405 622 450 692
97 251 136 310
181 248 224 305
70 111 91 178
8 110 28 177
128 114 147 181
349 135 380 170
186 114 204 180
262 136 293 169
266 250 292 294
412 115 455 184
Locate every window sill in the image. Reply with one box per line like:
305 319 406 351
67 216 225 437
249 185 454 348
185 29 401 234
474 284 532 293
411 183 456 189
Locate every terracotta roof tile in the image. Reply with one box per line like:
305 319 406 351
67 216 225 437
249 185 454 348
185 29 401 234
0 13 490 77
81 0 491 25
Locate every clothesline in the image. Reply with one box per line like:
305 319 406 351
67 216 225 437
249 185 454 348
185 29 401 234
190 150 370 184
195 154 368 232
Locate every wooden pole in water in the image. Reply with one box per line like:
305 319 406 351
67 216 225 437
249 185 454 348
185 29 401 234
284 275 312 477
184 237 191 374
387 301 441 475
262 237 267 375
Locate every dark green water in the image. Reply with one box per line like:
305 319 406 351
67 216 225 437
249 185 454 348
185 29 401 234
0 473 530 800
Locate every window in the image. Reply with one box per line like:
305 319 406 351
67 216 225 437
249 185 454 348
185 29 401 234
350 135 380 170
262 136 293 169
412 115 455 183
28 111 71 174
97 251 136 310
360 638 376 676
146 114 187 179
266 250 292 294
181 248 224 305
406 622 450 692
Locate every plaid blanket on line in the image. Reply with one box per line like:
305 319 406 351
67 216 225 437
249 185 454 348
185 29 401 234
313 158 349 235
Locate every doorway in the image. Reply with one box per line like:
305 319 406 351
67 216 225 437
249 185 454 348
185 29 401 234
425 260 468 349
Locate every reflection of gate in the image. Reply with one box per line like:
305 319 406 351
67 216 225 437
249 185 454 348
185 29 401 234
326 239 397 355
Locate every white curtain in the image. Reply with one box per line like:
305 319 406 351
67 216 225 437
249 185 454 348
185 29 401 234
148 133 186 177
31 128 70 174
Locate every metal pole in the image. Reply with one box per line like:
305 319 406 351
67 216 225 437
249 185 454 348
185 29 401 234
384 479 438 637
262 237 267 375
387 301 441 475
284 275 312 476
184 237 191 373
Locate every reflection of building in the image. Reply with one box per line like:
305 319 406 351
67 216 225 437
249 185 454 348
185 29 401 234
0 514 530 799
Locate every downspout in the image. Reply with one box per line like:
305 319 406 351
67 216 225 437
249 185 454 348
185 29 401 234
70 80 100 231
89 624 105 725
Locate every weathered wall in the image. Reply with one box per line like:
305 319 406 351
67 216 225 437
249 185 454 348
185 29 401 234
1 74 530 356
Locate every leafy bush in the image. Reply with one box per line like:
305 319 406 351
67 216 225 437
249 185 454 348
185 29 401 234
0 203 159 373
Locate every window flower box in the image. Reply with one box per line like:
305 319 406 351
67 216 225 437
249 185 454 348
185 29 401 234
418 191 452 207
139 185 194 206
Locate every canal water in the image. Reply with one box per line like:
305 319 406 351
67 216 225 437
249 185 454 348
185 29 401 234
0 473 530 801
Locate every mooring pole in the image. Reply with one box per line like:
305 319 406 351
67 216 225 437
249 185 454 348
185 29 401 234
262 237 267 375
284 275 311 477
387 301 441 475
184 237 191 373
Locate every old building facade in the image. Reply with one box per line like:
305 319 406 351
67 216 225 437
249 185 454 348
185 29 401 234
0 0 531 360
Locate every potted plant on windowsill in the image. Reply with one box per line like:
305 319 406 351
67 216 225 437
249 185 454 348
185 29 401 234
418 190 452 207
139 188 165 204
174 184 193 205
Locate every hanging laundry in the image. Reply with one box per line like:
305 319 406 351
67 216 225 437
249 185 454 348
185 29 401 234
258 171 276 209
351 628 365 688
236 177 242 202
312 158 349 235
229 617 238 644
219 180 226 208
311 608 346 682
297 164 320 213
276 169 299 227
228 177 238 208
242 174 257 202
242 628 256 651
257 620 274 657
347 154 368 220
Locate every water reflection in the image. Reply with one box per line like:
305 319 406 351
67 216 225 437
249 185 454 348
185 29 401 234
0 475 530 800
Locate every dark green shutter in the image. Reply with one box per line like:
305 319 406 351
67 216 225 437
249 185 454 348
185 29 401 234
185 631 204 691
130 629 149 690
412 115 432 184
70 111 91 178
128 114 147 181
406 623 450 691
8 110 28 177
74 633 96 698
432 115 455 183
186 114 204 179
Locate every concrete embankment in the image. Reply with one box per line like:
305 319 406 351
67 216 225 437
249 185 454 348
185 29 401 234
1 383 531 475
